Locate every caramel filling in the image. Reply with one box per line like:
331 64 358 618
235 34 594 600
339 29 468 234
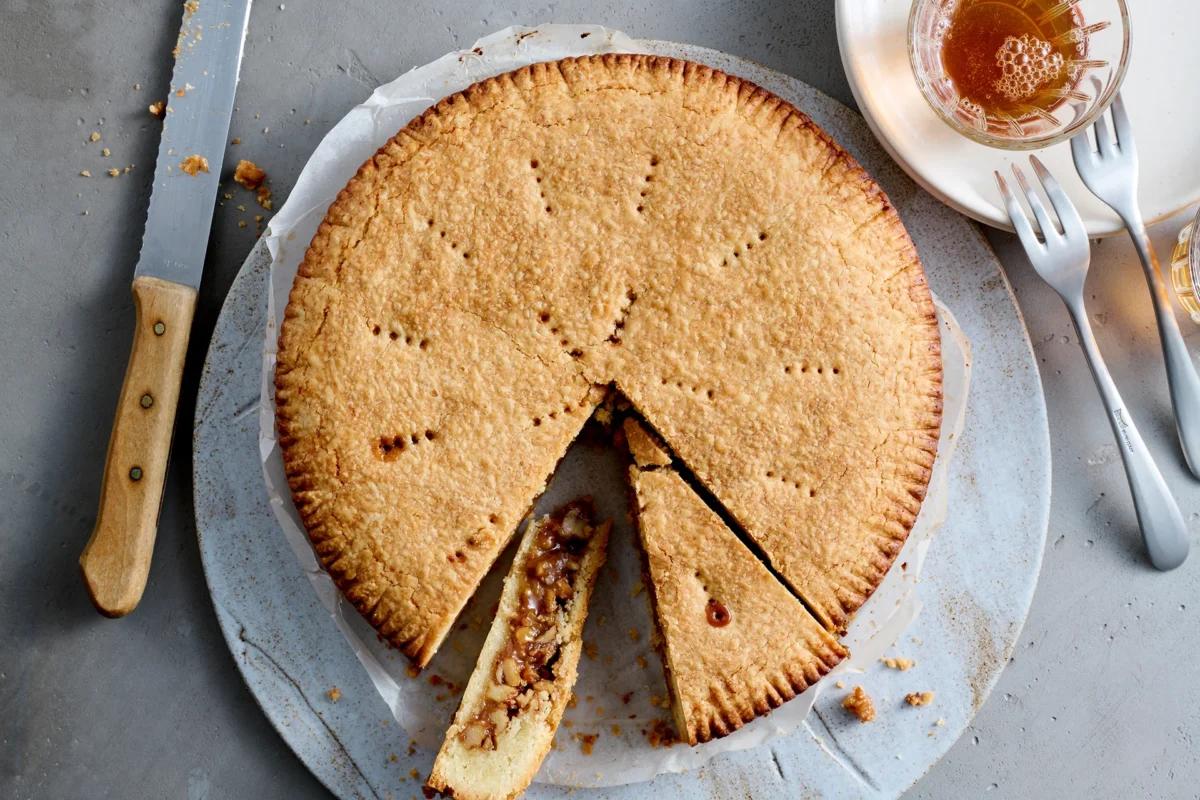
459 502 596 751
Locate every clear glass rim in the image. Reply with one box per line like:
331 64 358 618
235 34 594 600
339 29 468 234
906 0 1132 151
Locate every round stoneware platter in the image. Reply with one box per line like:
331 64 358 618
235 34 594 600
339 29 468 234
194 31 1051 800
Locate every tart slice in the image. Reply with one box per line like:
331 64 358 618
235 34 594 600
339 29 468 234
624 420 848 744
427 500 610 800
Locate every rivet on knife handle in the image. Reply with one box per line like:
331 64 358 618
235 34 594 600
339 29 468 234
80 275 197 616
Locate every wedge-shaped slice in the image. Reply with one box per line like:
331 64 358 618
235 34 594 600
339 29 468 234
427 500 610 800
625 421 847 744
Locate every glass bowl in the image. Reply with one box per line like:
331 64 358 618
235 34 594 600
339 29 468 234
908 0 1131 150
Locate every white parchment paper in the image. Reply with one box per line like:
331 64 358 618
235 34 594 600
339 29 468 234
256 24 972 788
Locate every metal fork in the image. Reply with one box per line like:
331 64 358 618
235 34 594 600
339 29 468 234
997 157 1189 571
1071 93 1200 479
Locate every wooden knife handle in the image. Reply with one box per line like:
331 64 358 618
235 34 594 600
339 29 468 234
80 275 198 617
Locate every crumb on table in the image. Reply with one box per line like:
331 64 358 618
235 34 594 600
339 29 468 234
148 100 166 118
233 158 266 189
842 686 876 723
326 686 341 703
906 691 935 707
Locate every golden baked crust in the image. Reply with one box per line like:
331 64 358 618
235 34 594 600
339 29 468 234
629 451 847 744
276 54 941 665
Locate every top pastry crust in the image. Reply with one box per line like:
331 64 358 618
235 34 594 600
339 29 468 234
276 54 942 666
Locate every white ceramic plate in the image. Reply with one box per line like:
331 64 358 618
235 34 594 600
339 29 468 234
836 0 1200 236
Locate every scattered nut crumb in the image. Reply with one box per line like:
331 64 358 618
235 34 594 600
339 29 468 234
934 718 946 727
842 686 876 723
89 131 101 142
238 220 247 228
882 657 915 671
101 147 111 157
405 664 420 679
180 154 209 176
79 170 92 178
256 184 273 210
222 192 234 200
834 680 846 689
575 732 598 755
123 165 134 174
133 82 142 90
906 691 935 707
148 100 166 118
408 768 419 780
326 686 341 702
645 719 677 748
106 168 120 178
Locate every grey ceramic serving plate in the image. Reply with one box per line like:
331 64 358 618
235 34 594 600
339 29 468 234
193 40 1051 800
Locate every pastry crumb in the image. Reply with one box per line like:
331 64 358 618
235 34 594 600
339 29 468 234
575 732 598 755
934 717 946 727
233 158 266 189
906 691 935 707
238 220 247 228
326 686 341 702
834 679 846 689
180 154 209 176
405 664 421 679
79 170 92 178
101 147 111 157
842 686 876 723
106 168 120 178
256 184 273 210
89 131 101 142
882 656 915 671
148 100 166 118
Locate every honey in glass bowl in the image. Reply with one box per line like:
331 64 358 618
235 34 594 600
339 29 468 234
909 0 1131 148
940 0 1089 121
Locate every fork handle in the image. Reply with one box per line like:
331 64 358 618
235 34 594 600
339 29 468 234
1067 299 1190 570
1124 216 1200 479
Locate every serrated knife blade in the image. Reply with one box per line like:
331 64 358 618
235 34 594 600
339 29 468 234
80 0 252 618
137 0 252 288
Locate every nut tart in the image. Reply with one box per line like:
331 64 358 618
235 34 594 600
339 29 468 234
624 420 847 744
275 54 941 666
426 500 609 800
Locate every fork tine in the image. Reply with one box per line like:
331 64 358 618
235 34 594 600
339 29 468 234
1012 163 1058 238
1070 126 1096 168
1109 91 1134 150
995 171 1043 255
1092 110 1117 159
1030 155 1088 242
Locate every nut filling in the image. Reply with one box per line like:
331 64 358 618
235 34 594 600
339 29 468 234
458 501 597 751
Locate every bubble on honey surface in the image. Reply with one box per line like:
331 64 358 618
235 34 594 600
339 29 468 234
994 34 1063 102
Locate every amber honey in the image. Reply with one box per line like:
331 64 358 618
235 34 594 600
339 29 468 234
940 0 1087 119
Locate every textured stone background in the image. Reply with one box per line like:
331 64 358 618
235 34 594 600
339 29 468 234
1 1 1197 798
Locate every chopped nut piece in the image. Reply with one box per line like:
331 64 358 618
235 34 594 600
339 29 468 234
179 154 209 176
148 100 166 118
233 158 266 189
101 147 111 157
834 680 846 689
89 131 101 142
906 691 935 707
256 184 274 210
882 656 915 671
79 170 92 178
842 686 876 722
326 686 341 702
935 717 946 727
237 220 248 228
107 168 120 178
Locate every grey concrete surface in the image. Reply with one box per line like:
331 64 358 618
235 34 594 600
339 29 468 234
1 2 1197 799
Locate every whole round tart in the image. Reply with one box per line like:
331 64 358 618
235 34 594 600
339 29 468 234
276 53 942 678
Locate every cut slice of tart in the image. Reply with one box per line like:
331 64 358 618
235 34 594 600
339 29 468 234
427 499 610 800
624 420 847 744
